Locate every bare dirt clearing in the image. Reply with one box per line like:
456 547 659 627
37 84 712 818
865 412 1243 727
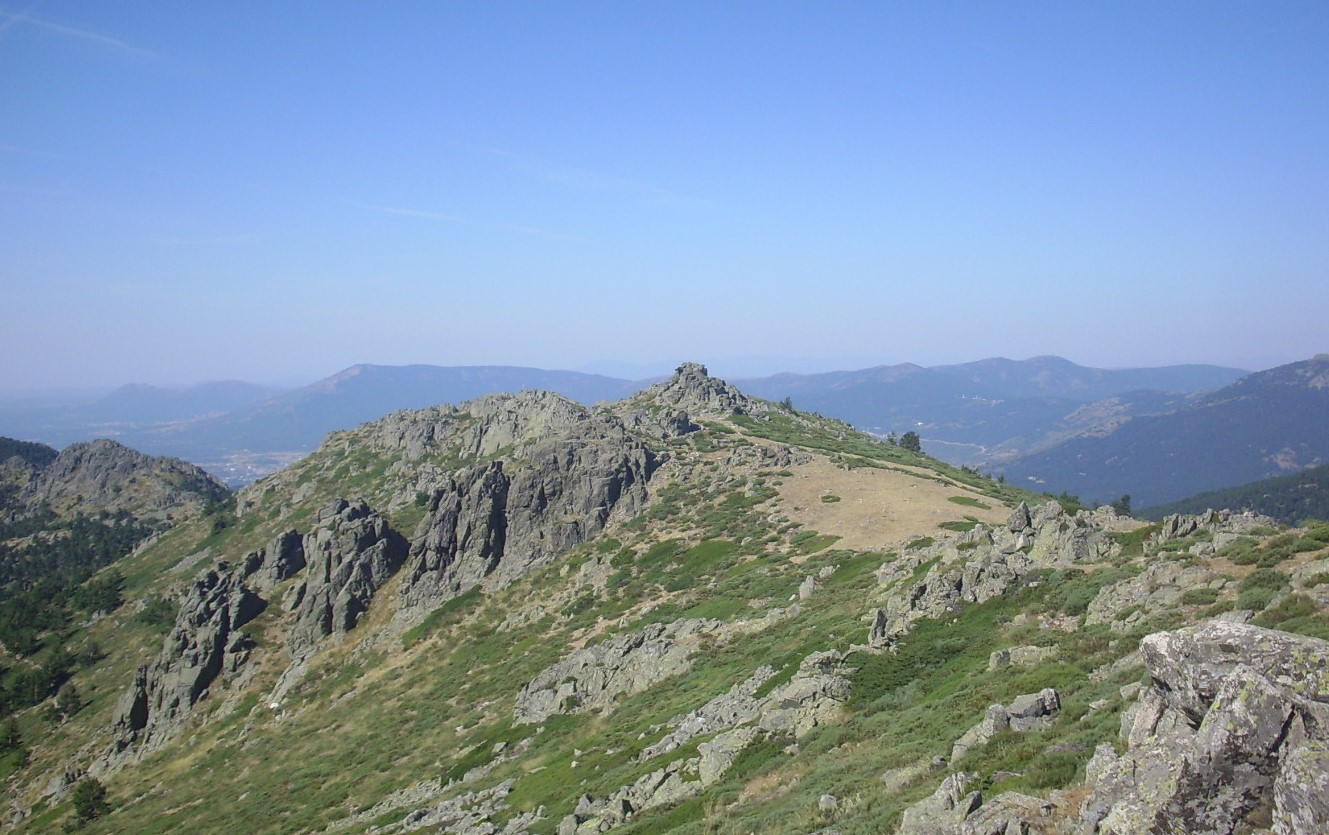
776 456 1011 551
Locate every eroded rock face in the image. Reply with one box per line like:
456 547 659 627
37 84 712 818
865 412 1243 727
1082 620 1329 834
108 560 266 758
104 498 406 770
287 499 408 657
399 408 657 616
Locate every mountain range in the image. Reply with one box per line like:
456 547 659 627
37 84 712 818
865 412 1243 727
2 363 1327 833
3 354 1326 514
1002 354 1329 507
0 356 1248 485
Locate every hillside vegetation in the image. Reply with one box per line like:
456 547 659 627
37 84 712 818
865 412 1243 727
3 364 1327 834
1141 463 1329 526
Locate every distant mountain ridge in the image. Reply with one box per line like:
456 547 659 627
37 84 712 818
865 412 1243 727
1003 355 1329 507
736 356 1245 464
0 357 1257 490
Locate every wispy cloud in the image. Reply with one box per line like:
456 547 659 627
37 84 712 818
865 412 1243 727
155 232 262 248
452 141 712 209
355 201 580 241
356 202 468 224
0 4 155 58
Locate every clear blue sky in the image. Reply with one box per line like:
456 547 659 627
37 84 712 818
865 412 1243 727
3 1 1327 389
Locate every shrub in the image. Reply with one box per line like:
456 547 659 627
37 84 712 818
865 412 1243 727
70 778 110 824
1180 588 1221 606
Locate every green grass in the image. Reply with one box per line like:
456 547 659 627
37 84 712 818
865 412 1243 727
948 495 992 510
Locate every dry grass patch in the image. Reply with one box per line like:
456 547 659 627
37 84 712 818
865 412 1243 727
776 457 1009 551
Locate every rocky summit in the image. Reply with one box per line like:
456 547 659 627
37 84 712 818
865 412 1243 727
3 364 1329 834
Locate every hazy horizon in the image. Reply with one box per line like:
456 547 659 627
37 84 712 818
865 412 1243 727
4 4 1327 391
0 351 1290 401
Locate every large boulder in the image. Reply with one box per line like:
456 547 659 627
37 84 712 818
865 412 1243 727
1082 620 1329 834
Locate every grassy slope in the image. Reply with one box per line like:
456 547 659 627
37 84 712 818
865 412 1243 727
11 402 1328 833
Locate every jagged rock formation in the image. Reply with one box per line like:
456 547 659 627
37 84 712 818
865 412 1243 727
107 560 266 759
287 499 407 657
104 498 406 767
625 362 769 420
18 438 227 518
1082 620 1329 833
399 405 657 613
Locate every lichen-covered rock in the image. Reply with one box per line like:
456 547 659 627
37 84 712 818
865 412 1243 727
898 772 982 834
514 620 725 725
287 498 408 656
1274 738 1329 835
1080 620 1329 834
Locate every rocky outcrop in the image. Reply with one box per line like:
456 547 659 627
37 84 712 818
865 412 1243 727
950 689 1061 764
560 758 705 834
104 497 406 769
628 362 768 420
1081 620 1329 834
108 559 266 758
871 501 1155 648
871 549 1031 649
756 650 853 738
22 438 228 518
639 667 777 761
1084 561 1229 630
287 499 407 657
897 621 1329 834
399 399 657 616
897 772 983 834
553 646 851 835
988 645 1057 671
514 619 726 725
1157 508 1276 545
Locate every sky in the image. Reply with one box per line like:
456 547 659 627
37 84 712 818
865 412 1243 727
3 1 1327 391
